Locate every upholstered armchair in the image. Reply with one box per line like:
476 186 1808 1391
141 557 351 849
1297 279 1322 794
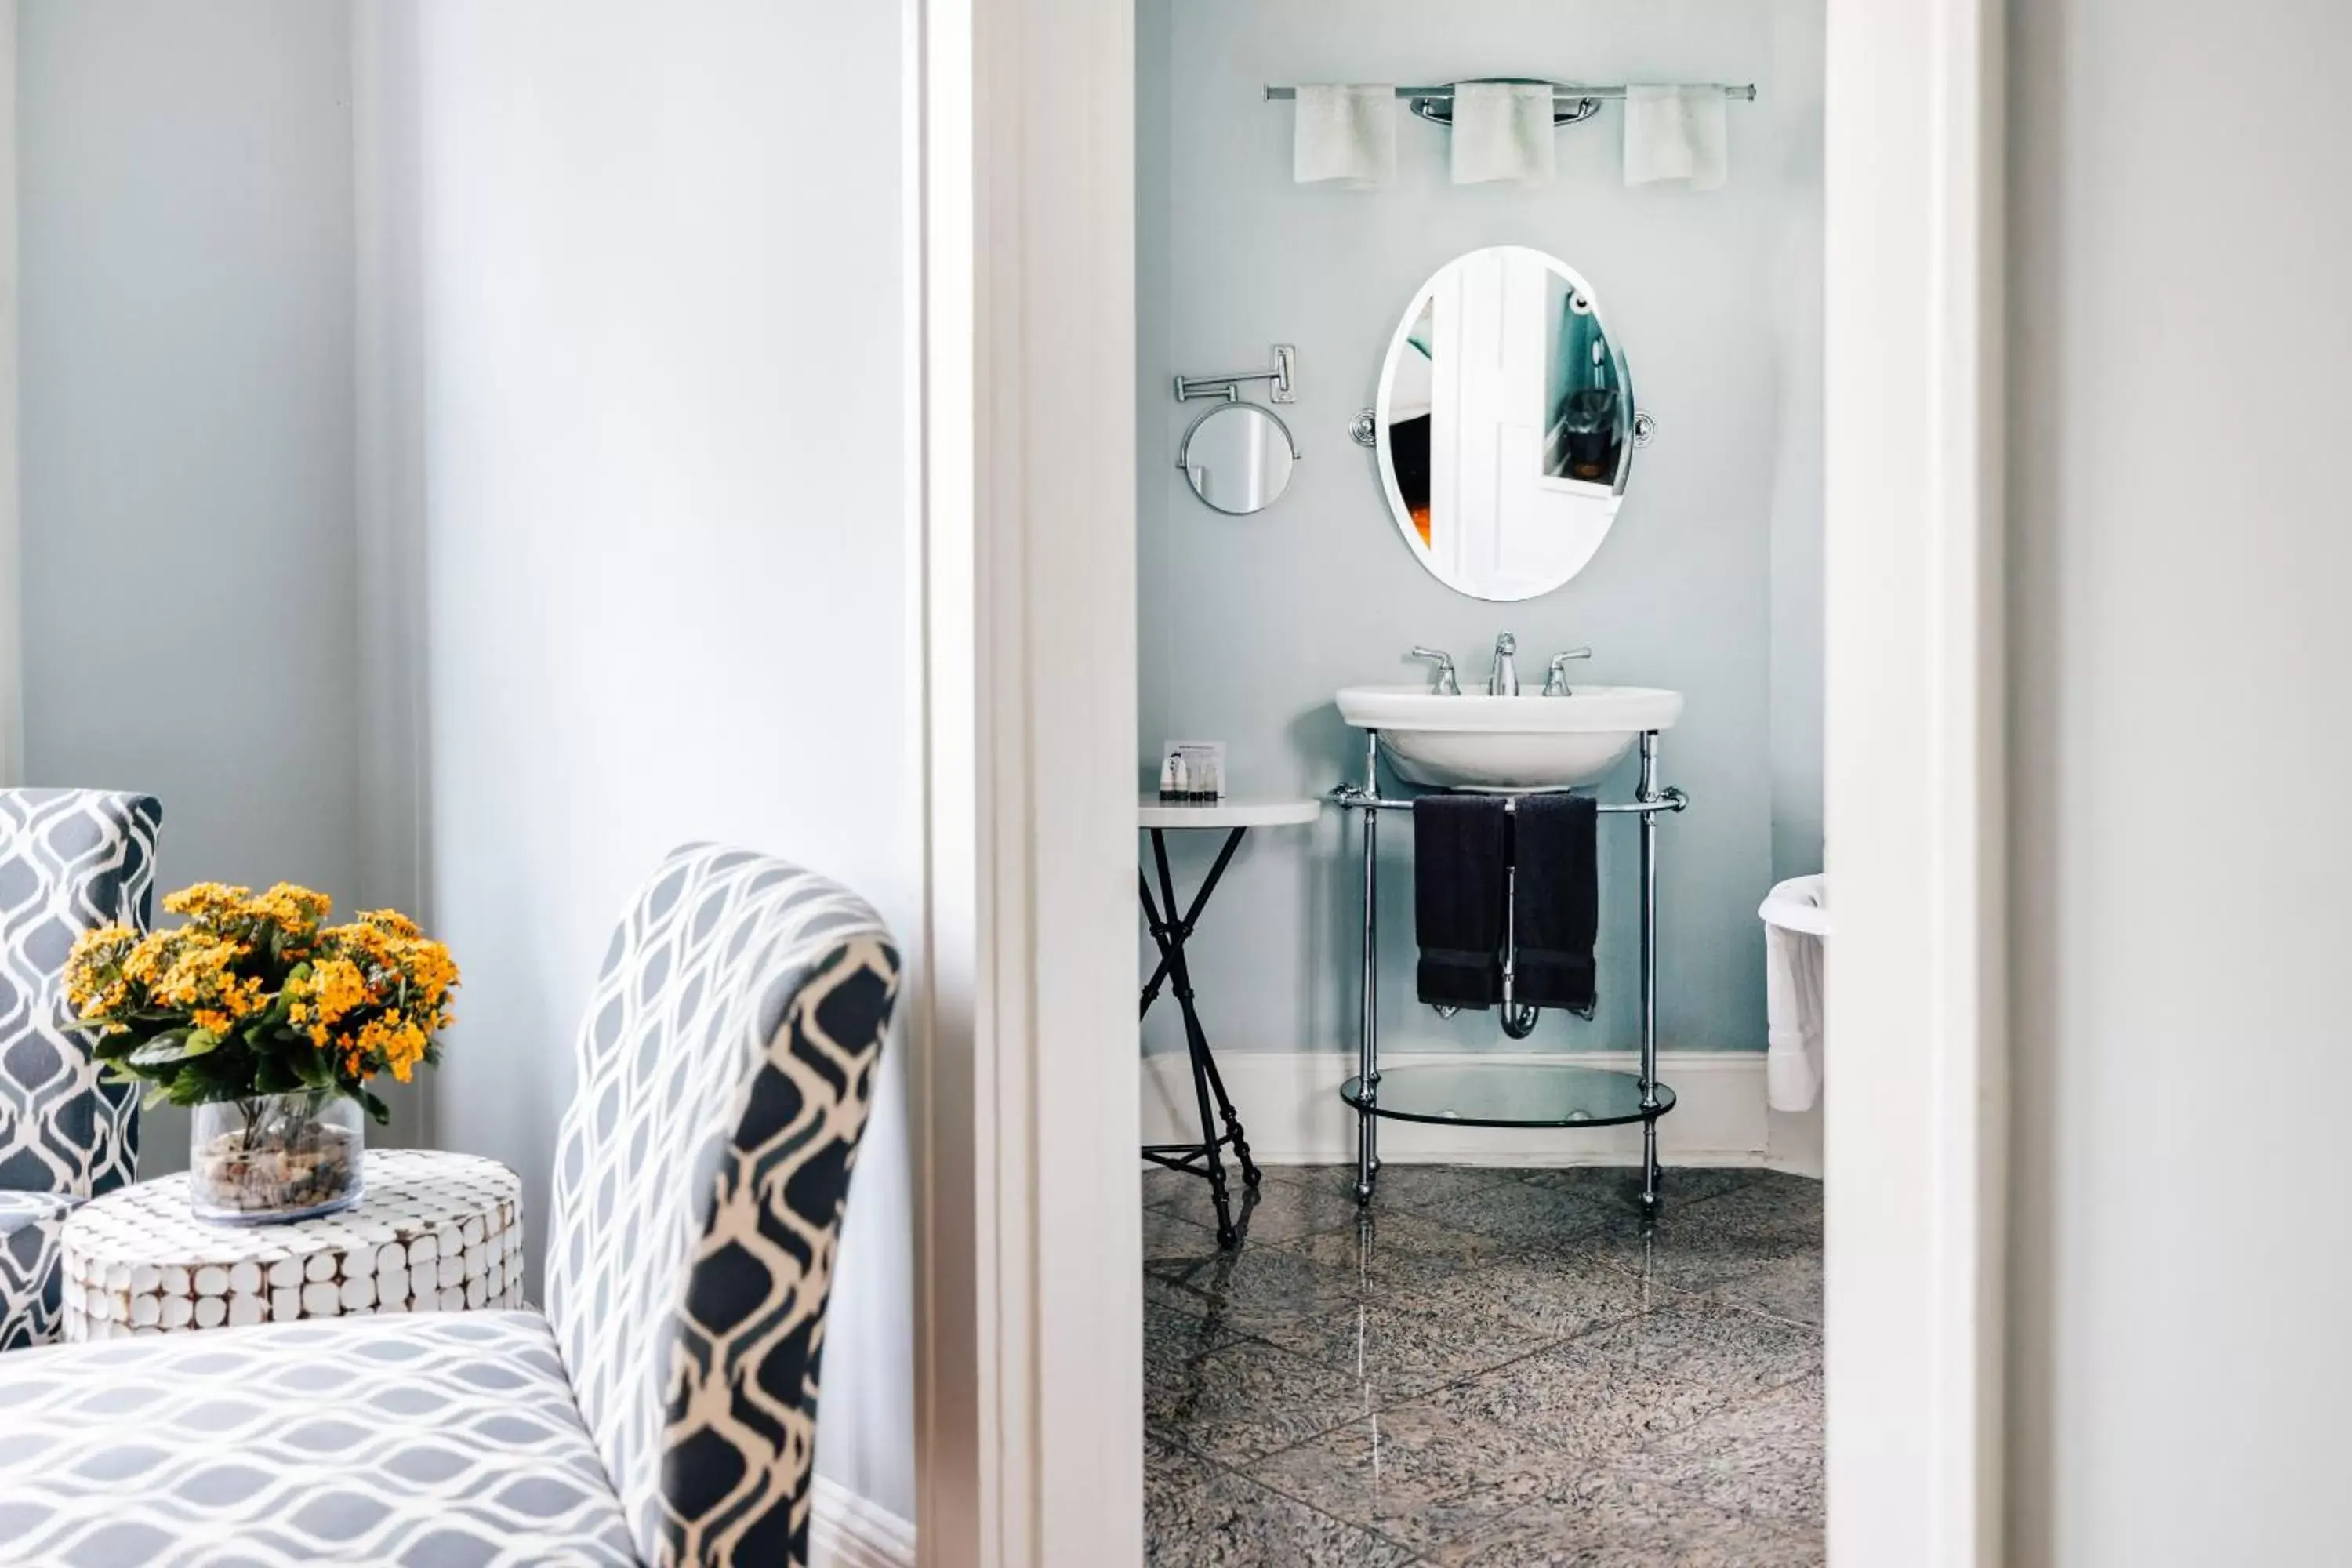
0 789 162 1352
0 845 899 1567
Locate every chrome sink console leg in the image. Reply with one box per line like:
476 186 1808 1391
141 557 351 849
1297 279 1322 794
1329 727 1685 1219
1356 728 1381 1204
1639 729 1663 1212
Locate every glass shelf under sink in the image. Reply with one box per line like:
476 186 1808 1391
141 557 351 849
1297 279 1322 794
1340 1062 1673 1130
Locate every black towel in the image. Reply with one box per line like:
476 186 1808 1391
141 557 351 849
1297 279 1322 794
1413 795 1508 1009
1512 793 1599 1017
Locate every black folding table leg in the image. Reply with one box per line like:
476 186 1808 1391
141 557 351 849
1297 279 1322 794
1152 829 1233 1243
1139 826 1256 1247
1140 825 1246 1015
1194 1036 1259 1189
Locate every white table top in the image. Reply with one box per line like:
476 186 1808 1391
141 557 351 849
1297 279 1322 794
63 1149 517 1275
1138 796 1323 830
61 1149 524 1338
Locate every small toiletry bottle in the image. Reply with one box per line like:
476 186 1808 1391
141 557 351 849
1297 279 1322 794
1160 750 1187 804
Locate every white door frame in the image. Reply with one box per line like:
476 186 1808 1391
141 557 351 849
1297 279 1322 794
1822 3 2005 1563
910 2 2005 1564
909 2 1143 1565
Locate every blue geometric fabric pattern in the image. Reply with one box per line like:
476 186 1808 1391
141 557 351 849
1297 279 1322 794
0 789 162 1198
0 1312 635 1565
545 846 898 1566
0 846 898 1568
0 1192 74 1352
0 789 162 1349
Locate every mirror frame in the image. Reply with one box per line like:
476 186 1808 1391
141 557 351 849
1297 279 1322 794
1175 400 1302 517
1373 245 1636 601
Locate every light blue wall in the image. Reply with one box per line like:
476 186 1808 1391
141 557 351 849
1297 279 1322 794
18 0 368 1168
1137 0 1824 1061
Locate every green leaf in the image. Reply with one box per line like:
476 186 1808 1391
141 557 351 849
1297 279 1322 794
253 1056 299 1094
360 1088 390 1125
128 1028 216 1068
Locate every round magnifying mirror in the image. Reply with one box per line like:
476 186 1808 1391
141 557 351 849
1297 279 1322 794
1178 401 1300 516
1376 245 1634 601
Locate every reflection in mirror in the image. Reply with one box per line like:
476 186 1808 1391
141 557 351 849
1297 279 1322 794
1179 401 1300 516
1376 245 1633 601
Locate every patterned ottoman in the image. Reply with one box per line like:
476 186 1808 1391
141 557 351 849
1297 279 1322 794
60 1149 522 1339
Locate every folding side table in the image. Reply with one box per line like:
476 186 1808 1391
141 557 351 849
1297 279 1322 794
1138 796 1322 1247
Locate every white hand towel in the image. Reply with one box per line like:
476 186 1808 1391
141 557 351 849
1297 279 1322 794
1293 84 1396 187
1450 82 1557 186
1759 875 1828 1113
1624 84 1730 190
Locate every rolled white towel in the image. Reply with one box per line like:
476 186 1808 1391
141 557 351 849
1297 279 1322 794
1759 874 1827 1112
1294 84 1396 187
1624 84 1730 189
1450 81 1557 186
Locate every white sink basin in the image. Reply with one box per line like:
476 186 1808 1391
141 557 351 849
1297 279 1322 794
1335 684 1685 791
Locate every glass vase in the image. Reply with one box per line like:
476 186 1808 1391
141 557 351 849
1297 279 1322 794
189 1090 365 1225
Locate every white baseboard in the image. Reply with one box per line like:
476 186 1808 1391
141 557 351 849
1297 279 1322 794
1142 1048 1780 1167
1769 1100 1825 1178
810 1476 915 1568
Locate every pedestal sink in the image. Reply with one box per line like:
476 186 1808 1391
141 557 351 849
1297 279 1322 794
1334 684 1684 790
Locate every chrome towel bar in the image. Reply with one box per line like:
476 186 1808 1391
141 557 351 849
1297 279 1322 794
1263 82 1757 103
1327 783 1689 816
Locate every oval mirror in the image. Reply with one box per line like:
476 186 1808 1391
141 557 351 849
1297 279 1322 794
1178 401 1300 516
1375 245 1633 601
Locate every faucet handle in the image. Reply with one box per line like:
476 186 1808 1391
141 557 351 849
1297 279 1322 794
1543 647 1594 696
1407 647 1461 695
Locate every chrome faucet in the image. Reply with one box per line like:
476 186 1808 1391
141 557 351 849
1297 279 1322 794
1488 632 1519 696
1408 646 1461 695
1543 647 1595 696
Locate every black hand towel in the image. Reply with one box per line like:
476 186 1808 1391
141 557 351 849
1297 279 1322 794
1513 792 1599 1017
1414 795 1508 1009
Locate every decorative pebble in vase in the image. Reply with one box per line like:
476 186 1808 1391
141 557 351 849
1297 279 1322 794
189 1090 365 1223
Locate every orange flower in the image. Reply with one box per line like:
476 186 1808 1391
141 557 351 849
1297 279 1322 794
64 880 456 1112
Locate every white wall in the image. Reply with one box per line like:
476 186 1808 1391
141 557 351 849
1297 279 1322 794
1136 0 1824 1068
16 0 363 1171
354 0 919 1520
0 1 19 787
2006 1 2352 1561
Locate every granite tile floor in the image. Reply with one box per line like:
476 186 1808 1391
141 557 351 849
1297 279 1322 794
1144 1165 1824 1567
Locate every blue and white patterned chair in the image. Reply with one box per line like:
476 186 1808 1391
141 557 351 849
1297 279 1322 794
0 789 162 1352
0 845 900 1567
